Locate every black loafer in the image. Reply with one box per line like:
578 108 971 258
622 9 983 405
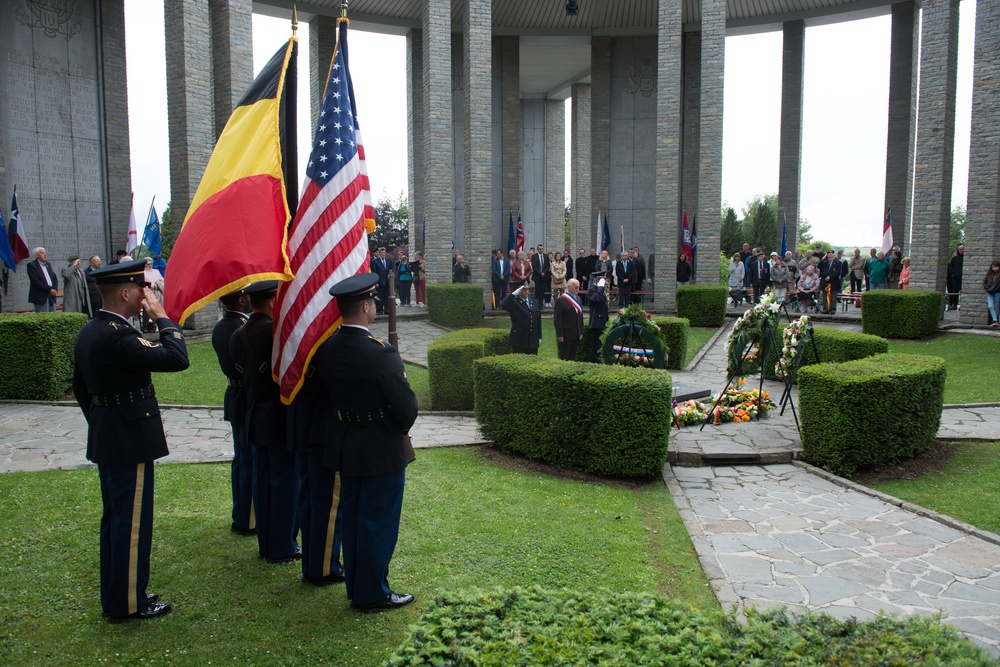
102 594 160 618
266 547 303 564
352 592 415 613
303 570 346 587
231 522 256 535
108 601 173 624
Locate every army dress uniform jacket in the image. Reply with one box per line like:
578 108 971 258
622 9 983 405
499 292 542 351
73 311 189 466
230 313 285 447
212 310 249 424
315 326 418 477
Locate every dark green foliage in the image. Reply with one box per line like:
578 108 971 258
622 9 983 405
0 313 88 400
741 193 778 253
765 325 888 381
653 316 689 370
474 355 672 478
427 328 511 410
676 285 728 327
388 586 995 666
426 284 484 327
720 206 741 257
798 354 946 476
862 289 942 339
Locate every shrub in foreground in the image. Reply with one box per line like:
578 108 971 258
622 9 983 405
765 325 888 381
676 285 728 327
798 353 946 476
426 284 484 327
862 289 942 339
427 328 511 410
0 312 88 400
387 587 994 666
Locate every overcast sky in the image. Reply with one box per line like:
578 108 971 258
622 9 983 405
123 0 976 250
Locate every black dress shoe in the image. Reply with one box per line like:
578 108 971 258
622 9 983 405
102 594 160 618
303 569 346 587
231 522 256 535
265 547 303 564
108 601 173 624
351 592 415 613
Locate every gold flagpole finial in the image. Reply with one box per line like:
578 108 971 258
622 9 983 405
291 4 298 34
341 1 348 19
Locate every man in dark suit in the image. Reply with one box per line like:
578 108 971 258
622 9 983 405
72 259 188 623
553 279 584 360
530 243 549 306
211 288 254 535
84 255 103 316
748 250 770 303
819 250 842 313
500 285 543 354
587 271 610 363
632 247 647 304
491 249 510 304
230 281 300 563
369 247 390 314
314 273 418 612
563 246 574 288
27 247 59 312
615 251 636 307
575 248 592 304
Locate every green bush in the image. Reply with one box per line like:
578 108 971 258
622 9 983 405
861 289 942 339
387 586 994 666
474 355 671 478
0 312 89 400
798 354 946 476
427 328 511 410
653 316 689 370
676 285 728 327
426 284 484 327
765 325 888 381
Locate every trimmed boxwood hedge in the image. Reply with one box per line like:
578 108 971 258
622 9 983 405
387 586 994 666
426 284 484 327
676 285 728 327
427 328 511 410
0 312 89 400
474 355 671 478
765 325 888 381
574 315 689 369
798 353 946 476
861 289 942 339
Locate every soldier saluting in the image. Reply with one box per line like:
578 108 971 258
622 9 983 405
72 258 189 623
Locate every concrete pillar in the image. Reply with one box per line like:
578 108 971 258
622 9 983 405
961 0 1000 326
909 0 959 293
545 99 566 256
591 37 611 224
655 0 683 309
309 14 337 132
571 83 592 252
463 0 492 304
209 0 252 139
681 32 700 222
884 1 916 254
777 20 804 254
695 0 724 284
100 0 133 245
500 37 521 220
406 28 425 254
422 0 453 285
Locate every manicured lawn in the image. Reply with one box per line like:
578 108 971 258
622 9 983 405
0 447 716 666
866 441 1000 536
887 333 1000 404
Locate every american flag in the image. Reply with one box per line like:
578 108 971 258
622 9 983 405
272 20 374 403
515 210 524 251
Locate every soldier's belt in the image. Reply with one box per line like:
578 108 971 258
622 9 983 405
334 407 387 423
227 377 243 388
91 384 156 407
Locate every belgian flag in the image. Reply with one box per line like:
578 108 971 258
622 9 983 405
164 37 298 324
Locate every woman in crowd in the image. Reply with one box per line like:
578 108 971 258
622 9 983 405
397 254 413 306
412 251 426 306
594 249 613 282
512 250 532 288
550 251 567 299
676 252 692 285
899 257 911 290
984 260 1000 327
727 253 745 291
887 250 903 289
796 265 820 310
453 255 471 283
770 256 789 303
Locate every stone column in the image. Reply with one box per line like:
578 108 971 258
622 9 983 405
101 0 133 245
591 37 611 224
209 0 252 140
777 20 804 254
655 0 683 310
909 0 959 293
500 36 521 220
571 83 591 252
422 0 453 285
695 0 724 284
681 32 700 221
545 100 566 256
309 14 337 132
961 0 1000 326
406 28 424 255
166 0 215 228
463 0 492 304
884 1 916 254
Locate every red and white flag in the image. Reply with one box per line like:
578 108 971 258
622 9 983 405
272 19 375 404
515 210 524 252
125 196 139 256
881 207 894 255
8 190 30 264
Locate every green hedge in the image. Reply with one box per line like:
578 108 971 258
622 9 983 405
861 289 942 339
765 325 888 381
427 328 511 410
426 284 484 327
387 587 994 667
574 316 689 370
0 312 89 400
798 354 946 476
676 285 728 327
474 355 671 478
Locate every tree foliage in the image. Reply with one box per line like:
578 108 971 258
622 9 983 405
369 191 409 253
949 206 965 256
160 202 174 260
797 218 814 248
720 206 741 257
741 194 778 253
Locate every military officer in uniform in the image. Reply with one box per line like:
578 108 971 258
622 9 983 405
314 274 418 611
229 281 300 562
211 287 255 535
587 271 610 363
500 285 542 354
72 259 189 622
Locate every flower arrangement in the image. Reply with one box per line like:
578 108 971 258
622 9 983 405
671 381 776 428
726 290 782 377
774 315 811 378
601 303 668 368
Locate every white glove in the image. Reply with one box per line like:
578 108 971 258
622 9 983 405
597 278 606 288
513 285 525 296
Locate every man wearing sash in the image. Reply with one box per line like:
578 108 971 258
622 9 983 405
553 279 584 361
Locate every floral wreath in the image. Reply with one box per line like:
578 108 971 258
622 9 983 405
725 290 782 377
774 315 811 378
671 380 776 428
600 303 668 368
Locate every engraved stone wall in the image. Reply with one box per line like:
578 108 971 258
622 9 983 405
521 98 545 248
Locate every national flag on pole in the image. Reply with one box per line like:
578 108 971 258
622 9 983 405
507 210 515 253
595 210 602 253
780 210 788 258
163 37 298 323
691 213 698 267
8 191 30 265
619 224 625 255
601 213 610 251
142 201 163 256
515 211 524 252
272 19 375 404
881 207 894 255
125 197 139 256
681 210 692 259
0 208 15 272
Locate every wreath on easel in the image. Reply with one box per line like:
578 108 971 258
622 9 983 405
725 291 783 377
600 303 669 369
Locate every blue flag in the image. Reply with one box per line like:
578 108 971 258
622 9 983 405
601 214 610 251
142 204 163 256
780 211 788 258
507 210 515 253
0 208 16 272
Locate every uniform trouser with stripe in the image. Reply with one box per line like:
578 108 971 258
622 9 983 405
296 446 342 579
340 468 405 606
230 420 255 531
98 462 154 618
251 443 299 559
